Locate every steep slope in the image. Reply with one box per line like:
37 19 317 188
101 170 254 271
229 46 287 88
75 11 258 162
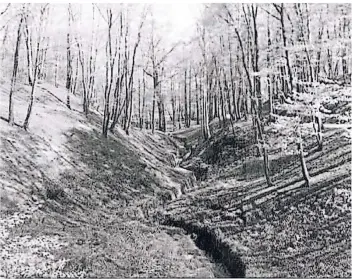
163 87 352 277
1 79 350 277
0 81 226 277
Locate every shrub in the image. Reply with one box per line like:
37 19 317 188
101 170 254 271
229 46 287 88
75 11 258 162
45 183 65 200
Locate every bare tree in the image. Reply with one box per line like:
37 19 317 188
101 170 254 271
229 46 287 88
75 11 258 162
198 24 211 140
123 7 147 135
144 21 178 133
23 4 50 131
101 7 118 138
8 6 25 125
65 4 73 109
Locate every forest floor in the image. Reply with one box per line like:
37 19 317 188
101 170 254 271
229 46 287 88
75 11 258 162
0 79 351 277
164 86 352 277
0 80 228 277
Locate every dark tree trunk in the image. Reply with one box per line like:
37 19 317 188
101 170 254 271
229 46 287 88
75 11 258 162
297 137 310 187
184 69 188 128
23 5 48 130
195 74 200 125
141 72 146 129
188 66 192 127
24 16 33 86
66 31 72 109
152 76 156 133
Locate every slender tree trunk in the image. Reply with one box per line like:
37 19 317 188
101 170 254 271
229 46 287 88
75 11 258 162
66 4 73 109
195 74 200 125
23 4 48 130
125 13 145 134
341 10 349 83
171 79 176 130
278 4 294 95
137 78 141 129
188 66 192 127
313 112 323 151
184 69 188 128
78 45 89 116
23 72 38 130
72 55 79 95
110 13 124 132
297 133 310 187
24 16 33 86
251 5 262 118
141 71 146 129
152 76 156 133
267 14 273 121
203 67 211 139
38 38 48 80
228 36 238 120
54 53 59 87
8 13 24 126
219 69 226 127
66 32 72 109
102 9 116 138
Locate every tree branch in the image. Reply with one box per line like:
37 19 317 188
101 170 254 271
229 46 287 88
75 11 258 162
261 7 280 21
0 3 10 16
155 42 179 68
143 68 153 77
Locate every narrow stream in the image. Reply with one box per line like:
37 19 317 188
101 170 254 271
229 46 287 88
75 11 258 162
163 218 246 278
160 135 246 278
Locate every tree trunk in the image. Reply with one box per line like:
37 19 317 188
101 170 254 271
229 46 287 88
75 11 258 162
266 14 274 121
66 31 72 109
188 66 192 127
141 71 146 129
313 112 323 151
219 70 226 127
184 69 188 128
263 144 272 186
8 13 24 126
72 55 79 95
171 79 176 130
278 4 294 95
203 69 211 140
251 5 262 118
24 16 33 86
297 136 310 187
102 9 115 138
195 74 200 125
54 53 59 87
152 77 156 133
228 37 238 121
23 4 48 130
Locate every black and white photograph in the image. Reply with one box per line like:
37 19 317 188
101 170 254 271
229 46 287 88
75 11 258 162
0 2 351 277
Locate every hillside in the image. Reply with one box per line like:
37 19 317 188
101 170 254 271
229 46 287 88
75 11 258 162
162 86 352 277
0 81 229 277
1 3 351 278
1 78 351 278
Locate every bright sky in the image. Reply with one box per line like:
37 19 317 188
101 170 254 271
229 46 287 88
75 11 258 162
152 3 202 43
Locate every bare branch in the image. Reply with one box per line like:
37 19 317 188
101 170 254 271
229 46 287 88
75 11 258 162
223 4 235 23
94 4 107 23
261 7 280 21
155 42 179 68
272 3 282 15
0 3 10 16
143 68 153 78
